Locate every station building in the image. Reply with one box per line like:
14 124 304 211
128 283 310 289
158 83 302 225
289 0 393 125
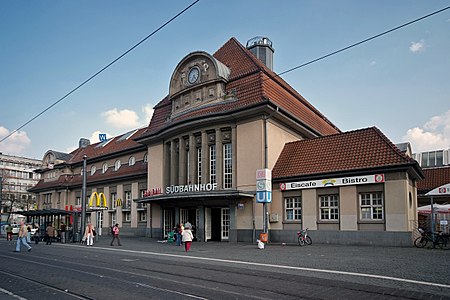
30 37 424 245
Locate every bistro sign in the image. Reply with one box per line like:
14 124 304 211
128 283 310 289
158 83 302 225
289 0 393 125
166 183 218 194
280 174 385 191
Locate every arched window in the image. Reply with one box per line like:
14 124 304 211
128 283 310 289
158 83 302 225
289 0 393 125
128 156 136 166
102 163 108 174
90 165 96 176
114 160 121 171
143 153 148 163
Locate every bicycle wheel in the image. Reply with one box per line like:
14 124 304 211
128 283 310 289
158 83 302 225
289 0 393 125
305 236 312 245
436 236 450 250
414 236 427 248
297 236 305 246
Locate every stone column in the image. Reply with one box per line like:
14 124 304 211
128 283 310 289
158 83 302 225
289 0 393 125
229 204 237 242
189 135 196 184
179 136 186 185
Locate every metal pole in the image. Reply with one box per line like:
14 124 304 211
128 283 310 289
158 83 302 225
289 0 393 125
431 196 435 243
80 155 87 239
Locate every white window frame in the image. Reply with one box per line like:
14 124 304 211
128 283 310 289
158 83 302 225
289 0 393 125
359 192 384 220
223 143 232 189
209 145 216 184
111 193 117 209
102 163 108 174
319 194 339 220
114 160 121 171
197 147 202 183
90 165 96 176
285 197 302 221
128 156 136 166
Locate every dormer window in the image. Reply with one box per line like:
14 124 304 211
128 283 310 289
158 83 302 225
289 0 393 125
114 160 121 171
102 163 108 174
128 156 136 166
90 165 96 176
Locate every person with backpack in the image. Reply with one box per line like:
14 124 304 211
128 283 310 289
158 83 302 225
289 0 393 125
110 223 122 246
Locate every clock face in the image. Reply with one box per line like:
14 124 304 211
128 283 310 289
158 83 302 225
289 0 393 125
188 67 199 84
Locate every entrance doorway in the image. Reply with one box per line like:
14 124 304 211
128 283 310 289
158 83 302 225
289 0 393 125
205 207 230 241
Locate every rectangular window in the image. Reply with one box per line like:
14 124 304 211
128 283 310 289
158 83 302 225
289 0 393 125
223 143 232 189
139 211 147 222
197 148 202 183
360 192 384 220
285 197 302 221
76 197 81 206
209 145 216 184
125 191 132 209
319 194 339 220
186 149 190 184
124 212 131 222
45 193 52 204
111 193 117 209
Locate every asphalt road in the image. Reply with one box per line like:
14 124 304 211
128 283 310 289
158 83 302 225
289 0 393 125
0 236 449 299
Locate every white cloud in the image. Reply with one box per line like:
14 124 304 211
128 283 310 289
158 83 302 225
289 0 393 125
101 108 140 129
409 40 425 53
369 61 377 66
0 126 31 156
403 109 450 152
142 104 154 124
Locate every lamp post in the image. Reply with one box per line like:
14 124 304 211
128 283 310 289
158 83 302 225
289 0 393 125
80 155 87 239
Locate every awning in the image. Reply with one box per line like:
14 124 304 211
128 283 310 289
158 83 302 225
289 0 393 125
135 190 255 203
17 209 75 217
418 204 450 214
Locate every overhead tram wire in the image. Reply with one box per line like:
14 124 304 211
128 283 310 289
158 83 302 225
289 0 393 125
274 6 450 77
0 0 200 145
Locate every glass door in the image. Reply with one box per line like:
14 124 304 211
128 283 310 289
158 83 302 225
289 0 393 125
221 208 230 240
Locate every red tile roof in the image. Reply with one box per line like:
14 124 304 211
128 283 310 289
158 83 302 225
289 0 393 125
417 166 450 194
140 37 340 140
272 127 422 180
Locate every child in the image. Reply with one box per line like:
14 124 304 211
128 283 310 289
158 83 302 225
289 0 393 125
181 226 194 252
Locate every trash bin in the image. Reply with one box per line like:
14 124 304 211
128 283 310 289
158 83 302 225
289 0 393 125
167 232 175 242
259 233 268 243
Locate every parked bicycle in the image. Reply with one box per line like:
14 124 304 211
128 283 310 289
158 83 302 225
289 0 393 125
414 228 449 250
297 228 312 246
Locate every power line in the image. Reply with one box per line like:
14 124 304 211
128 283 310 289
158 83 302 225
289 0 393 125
0 0 200 145
276 6 450 77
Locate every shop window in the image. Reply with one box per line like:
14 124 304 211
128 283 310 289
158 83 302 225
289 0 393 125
319 194 339 220
359 192 384 220
285 197 302 221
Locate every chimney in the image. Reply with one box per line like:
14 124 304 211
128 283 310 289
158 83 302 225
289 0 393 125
246 36 274 70
79 138 90 148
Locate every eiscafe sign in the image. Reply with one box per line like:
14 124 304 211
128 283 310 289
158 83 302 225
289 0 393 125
280 174 385 191
166 183 217 194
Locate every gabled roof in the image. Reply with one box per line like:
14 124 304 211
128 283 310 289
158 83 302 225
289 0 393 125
139 37 340 140
272 127 423 180
417 166 450 195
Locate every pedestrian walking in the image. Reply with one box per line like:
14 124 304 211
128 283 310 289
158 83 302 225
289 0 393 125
34 224 40 244
182 225 194 252
15 221 32 252
110 223 122 246
83 223 96 246
26 224 32 244
46 223 56 245
175 223 182 246
6 224 13 241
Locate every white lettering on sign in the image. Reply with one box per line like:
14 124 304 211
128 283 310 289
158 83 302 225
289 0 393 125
166 183 218 194
280 174 384 191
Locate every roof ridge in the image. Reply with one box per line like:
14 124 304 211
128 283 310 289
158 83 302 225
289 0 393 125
370 127 415 162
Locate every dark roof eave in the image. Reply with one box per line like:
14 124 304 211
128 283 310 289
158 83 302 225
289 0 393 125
273 163 423 183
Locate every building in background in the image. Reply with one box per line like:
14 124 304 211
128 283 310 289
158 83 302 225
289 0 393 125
29 129 148 236
0 153 41 224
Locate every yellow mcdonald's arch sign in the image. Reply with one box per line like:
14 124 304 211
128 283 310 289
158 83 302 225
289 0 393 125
89 192 108 209
115 198 122 207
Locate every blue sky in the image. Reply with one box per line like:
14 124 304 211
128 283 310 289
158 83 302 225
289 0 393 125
1 1 449 159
